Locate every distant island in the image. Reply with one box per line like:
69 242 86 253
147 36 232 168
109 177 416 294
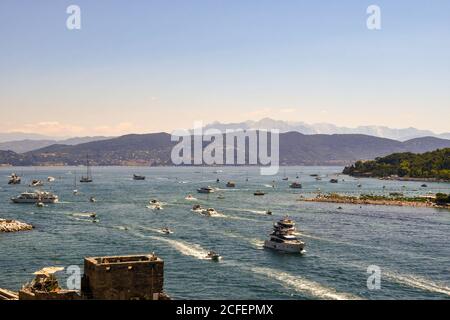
343 148 450 182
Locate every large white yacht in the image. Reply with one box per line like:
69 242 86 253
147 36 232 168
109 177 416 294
264 217 305 253
11 191 59 204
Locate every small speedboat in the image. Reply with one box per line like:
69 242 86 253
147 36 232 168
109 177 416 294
90 197 96 203
421 184 428 188
205 251 221 261
197 186 214 194
36 202 44 208
282 177 289 181
89 212 97 218
30 180 44 187
357 184 362 188
329 179 338 183
266 210 273 215
201 208 217 216
254 191 266 196
133 174 146 180
47 177 55 182
226 181 236 188
8 173 21 185
73 189 78 195
161 227 173 234
192 204 203 212
185 194 197 201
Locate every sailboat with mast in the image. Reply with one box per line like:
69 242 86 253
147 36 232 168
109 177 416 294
80 154 93 183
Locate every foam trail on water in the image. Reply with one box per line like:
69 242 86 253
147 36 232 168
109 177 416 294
147 235 209 260
250 267 362 300
383 271 450 297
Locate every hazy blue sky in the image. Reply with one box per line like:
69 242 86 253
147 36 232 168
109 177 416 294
1 0 449 136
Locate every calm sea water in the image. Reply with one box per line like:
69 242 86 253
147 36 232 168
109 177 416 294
1 166 449 300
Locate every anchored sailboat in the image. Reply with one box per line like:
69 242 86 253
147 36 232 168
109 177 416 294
80 154 93 183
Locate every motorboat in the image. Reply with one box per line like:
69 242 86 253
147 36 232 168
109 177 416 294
289 182 302 189
8 173 21 185
197 186 214 194
161 227 173 234
133 174 146 180
254 191 266 196
29 180 44 187
264 216 305 253
205 251 221 261
201 208 217 216
11 191 59 204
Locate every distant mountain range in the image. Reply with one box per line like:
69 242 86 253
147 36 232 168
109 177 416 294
1 132 449 167
1 120 448 153
0 136 112 153
203 118 450 141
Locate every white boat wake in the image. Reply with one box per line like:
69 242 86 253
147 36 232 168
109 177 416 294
250 266 362 300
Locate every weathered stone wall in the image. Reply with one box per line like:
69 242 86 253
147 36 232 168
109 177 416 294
81 255 164 300
18 289 81 300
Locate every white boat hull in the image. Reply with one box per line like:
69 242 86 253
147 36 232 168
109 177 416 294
12 198 58 204
263 240 305 253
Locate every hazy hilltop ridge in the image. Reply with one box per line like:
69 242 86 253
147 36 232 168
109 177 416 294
204 118 450 141
343 148 450 181
0 131 450 166
0 136 112 153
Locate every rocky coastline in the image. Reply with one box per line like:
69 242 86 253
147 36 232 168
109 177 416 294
0 219 33 233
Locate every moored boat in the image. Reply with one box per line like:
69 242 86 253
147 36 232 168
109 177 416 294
289 182 302 189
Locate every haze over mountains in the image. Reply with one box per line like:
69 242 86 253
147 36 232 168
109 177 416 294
203 118 450 141
1 131 449 167
1 119 449 154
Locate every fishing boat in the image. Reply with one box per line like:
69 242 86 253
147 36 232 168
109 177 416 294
80 154 93 183
133 174 146 180
264 216 305 253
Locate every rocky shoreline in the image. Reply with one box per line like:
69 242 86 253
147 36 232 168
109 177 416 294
0 219 33 233
298 195 449 210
